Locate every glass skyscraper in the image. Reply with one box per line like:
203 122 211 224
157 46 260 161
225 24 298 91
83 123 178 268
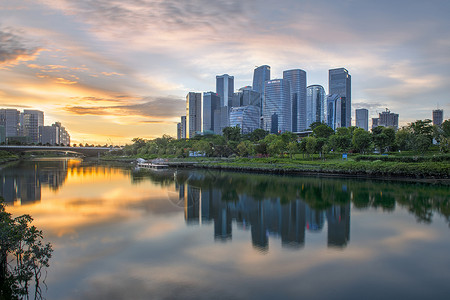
355 108 369 131
229 105 260 134
252 65 270 117
216 74 234 108
329 68 351 127
186 92 201 138
22 110 44 144
327 94 345 130
433 109 444 126
306 85 326 129
232 86 260 108
263 79 291 134
283 69 307 132
203 92 221 134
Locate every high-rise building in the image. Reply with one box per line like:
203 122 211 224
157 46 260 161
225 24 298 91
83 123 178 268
263 79 291 134
283 69 307 132
54 122 70 145
203 92 221 134
0 109 20 137
186 92 201 138
327 94 346 130
22 110 44 143
306 85 326 129
329 68 351 127
355 108 369 131
216 74 234 108
232 86 260 108
433 109 444 126
181 116 186 139
252 65 270 117
372 108 399 130
40 125 59 145
229 105 260 134
177 122 182 140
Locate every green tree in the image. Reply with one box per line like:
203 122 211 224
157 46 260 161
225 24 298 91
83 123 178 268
305 137 317 159
395 128 414 151
313 124 334 139
0 201 53 299
287 141 298 159
246 129 269 142
222 126 241 142
352 128 372 154
237 141 253 157
372 126 390 153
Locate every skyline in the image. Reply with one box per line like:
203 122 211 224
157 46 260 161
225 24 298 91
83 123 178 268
1 0 449 144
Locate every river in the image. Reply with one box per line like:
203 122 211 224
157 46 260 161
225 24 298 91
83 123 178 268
1 158 449 299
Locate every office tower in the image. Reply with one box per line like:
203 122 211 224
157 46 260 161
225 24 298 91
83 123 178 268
263 79 291 134
329 68 351 127
229 105 261 134
203 92 221 134
186 92 201 138
0 126 5 144
283 69 307 132
355 108 369 131
216 74 234 107
433 109 444 126
22 110 44 143
0 109 20 137
327 94 345 130
181 116 186 139
232 86 260 108
253 65 270 117
306 85 326 128
53 122 70 145
372 108 399 130
39 125 59 145
177 122 182 140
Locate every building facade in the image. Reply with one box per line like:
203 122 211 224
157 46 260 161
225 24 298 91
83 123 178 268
306 85 326 129
216 74 234 108
181 116 186 139
283 69 307 132
355 108 369 131
22 110 44 143
203 92 221 134
329 68 351 127
263 79 291 134
40 125 59 145
0 109 20 137
186 92 202 138
327 94 345 130
232 86 260 108
252 65 270 117
433 109 444 126
372 109 399 130
229 105 261 134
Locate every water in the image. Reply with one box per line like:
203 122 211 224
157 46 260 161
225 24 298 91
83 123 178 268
1 158 449 299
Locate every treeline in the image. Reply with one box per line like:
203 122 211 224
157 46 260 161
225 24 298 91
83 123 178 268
112 119 450 159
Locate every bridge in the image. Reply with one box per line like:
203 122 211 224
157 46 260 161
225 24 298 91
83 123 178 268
0 145 115 157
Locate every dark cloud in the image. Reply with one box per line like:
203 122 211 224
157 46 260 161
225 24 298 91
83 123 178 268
65 96 185 118
0 28 41 64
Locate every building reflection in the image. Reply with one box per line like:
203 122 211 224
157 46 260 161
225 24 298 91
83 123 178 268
177 182 350 251
0 160 69 204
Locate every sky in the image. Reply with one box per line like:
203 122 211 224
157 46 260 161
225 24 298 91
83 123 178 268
1 0 449 145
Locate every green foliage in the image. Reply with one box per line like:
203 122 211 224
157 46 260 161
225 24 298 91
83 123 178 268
222 126 241 142
352 128 372 154
0 200 53 299
313 124 334 139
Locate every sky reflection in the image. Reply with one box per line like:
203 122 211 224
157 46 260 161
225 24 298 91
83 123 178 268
1 159 449 299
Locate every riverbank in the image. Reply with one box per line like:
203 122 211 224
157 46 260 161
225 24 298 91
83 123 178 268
101 154 450 183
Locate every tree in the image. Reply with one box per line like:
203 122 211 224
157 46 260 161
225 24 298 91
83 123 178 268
0 201 52 299
396 128 414 151
313 124 334 139
372 126 390 153
246 129 269 142
222 126 241 142
305 137 317 159
287 141 298 159
237 141 253 157
352 128 372 154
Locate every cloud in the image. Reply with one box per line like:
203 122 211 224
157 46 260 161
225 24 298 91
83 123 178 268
65 96 185 118
0 28 42 66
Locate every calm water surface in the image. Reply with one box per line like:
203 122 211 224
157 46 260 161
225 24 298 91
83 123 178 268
1 158 449 299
